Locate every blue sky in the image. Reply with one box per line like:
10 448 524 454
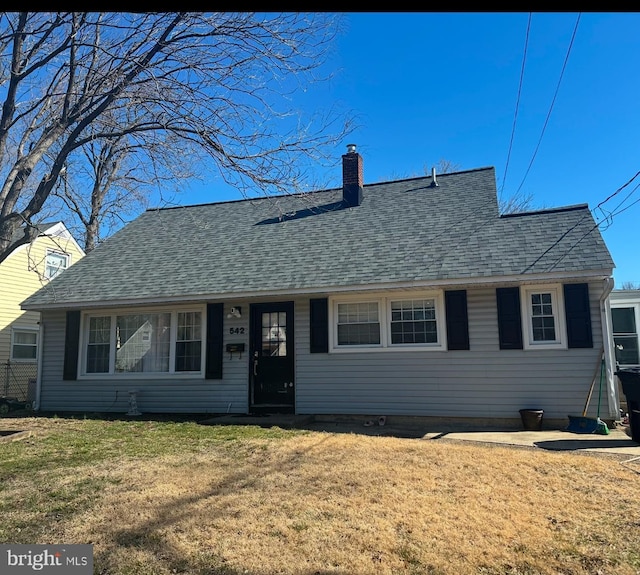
179 12 640 287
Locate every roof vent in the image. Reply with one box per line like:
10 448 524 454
342 144 363 207
431 166 438 187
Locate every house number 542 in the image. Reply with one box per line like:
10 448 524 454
229 327 245 335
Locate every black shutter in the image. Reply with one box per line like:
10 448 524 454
205 303 224 379
310 298 329 353
496 287 523 350
564 283 593 348
63 310 81 380
445 290 470 350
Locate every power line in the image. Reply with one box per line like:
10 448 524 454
593 171 640 216
521 169 640 273
547 187 640 272
512 13 581 198
594 179 640 232
501 12 532 195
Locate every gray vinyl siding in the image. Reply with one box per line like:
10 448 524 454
37 282 614 421
38 306 250 414
294 283 612 421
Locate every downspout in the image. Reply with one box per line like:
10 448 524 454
33 319 44 411
599 277 617 419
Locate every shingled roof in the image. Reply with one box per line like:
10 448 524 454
9 221 59 244
21 164 614 310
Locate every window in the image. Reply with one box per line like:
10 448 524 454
612 306 639 366
115 313 171 373
176 311 202 370
531 293 556 342
390 299 437 344
87 316 111 373
11 328 38 361
45 250 69 279
336 302 380 346
82 308 203 375
520 285 566 349
261 311 288 356
331 292 445 351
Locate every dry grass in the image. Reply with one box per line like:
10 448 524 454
0 415 639 575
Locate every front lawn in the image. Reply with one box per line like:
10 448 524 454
0 415 638 574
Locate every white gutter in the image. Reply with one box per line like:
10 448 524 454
599 277 617 419
33 320 44 411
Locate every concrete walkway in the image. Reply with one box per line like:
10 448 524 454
199 414 640 458
429 427 639 457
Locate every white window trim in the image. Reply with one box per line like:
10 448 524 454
45 249 70 279
520 284 567 350
79 305 206 378
329 291 447 353
611 300 640 366
10 325 39 362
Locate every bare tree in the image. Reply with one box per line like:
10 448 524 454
619 281 640 290
423 160 540 214
498 188 539 215
52 122 198 252
0 12 351 263
423 159 461 176
53 138 144 252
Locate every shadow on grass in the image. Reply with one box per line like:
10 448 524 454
93 432 342 574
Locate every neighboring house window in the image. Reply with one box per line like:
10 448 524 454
520 285 567 349
45 250 69 279
331 292 445 351
11 328 38 361
82 308 203 375
612 306 639 366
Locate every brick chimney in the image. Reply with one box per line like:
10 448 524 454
342 143 363 207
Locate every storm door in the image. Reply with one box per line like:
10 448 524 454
249 302 295 412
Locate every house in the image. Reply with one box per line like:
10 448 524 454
21 146 620 426
610 289 640 368
1 222 84 403
610 289 640 417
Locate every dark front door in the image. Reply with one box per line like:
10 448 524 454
249 302 295 412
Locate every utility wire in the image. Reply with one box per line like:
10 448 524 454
520 168 640 273
546 186 640 272
512 13 581 198
501 12 532 195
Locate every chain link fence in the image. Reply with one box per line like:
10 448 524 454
1 361 37 403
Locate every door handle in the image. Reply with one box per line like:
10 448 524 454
253 359 258 376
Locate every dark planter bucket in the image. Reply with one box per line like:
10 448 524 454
519 409 544 431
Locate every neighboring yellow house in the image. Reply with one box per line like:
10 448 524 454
0 222 84 405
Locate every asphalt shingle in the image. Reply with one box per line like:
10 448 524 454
21 167 614 309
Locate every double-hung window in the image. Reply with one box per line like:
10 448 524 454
82 308 203 375
331 292 445 351
336 302 381 346
520 285 567 349
176 311 203 371
612 306 639 366
11 327 39 361
390 298 438 344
